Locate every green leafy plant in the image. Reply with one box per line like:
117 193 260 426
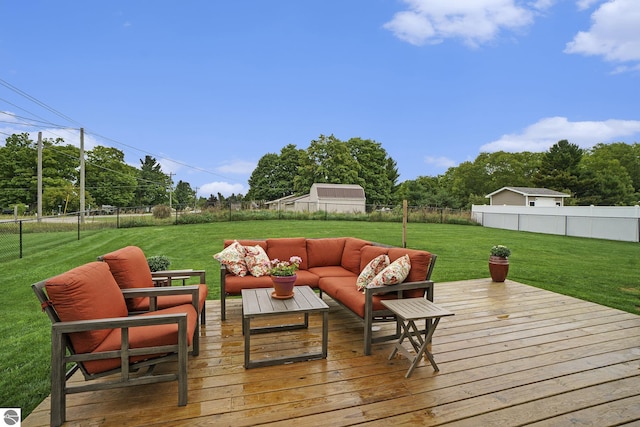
147 255 171 272
490 245 511 258
267 256 302 276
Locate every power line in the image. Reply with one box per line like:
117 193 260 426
0 78 81 127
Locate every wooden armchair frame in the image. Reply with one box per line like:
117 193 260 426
32 281 199 427
150 269 207 325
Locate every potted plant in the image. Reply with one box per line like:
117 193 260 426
267 256 302 298
489 245 511 282
147 255 171 272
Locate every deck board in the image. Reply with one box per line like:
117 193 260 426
23 279 640 426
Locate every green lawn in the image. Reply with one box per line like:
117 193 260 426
2 220 639 417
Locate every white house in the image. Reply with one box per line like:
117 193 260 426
486 187 570 207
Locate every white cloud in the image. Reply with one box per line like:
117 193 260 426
199 181 247 198
424 155 457 169
216 160 256 175
576 0 602 11
481 116 640 152
565 0 640 63
383 0 552 47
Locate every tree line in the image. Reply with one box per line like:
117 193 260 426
248 136 640 208
0 133 194 214
1 132 639 214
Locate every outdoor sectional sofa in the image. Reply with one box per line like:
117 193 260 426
217 237 437 355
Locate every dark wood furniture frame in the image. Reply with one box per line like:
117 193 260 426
32 281 200 427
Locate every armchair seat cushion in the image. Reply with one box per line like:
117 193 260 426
85 304 198 374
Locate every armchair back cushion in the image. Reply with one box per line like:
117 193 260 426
45 262 128 355
101 246 155 309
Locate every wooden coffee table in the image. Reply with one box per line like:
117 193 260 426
241 286 329 368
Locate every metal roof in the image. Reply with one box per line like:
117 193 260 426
486 186 570 198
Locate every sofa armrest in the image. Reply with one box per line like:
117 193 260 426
362 279 434 355
364 280 435 301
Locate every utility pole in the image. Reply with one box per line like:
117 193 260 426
168 172 174 208
80 128 85 223
194 187 199 210
37 132 42 221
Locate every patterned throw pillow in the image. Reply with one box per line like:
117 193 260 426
356 254 389 292
244 245 270 277
366 254 411 289
213 241 248 276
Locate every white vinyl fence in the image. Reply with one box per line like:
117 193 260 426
471 205 640 242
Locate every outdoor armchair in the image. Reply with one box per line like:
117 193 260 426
32 261 199 427
98 245 208 325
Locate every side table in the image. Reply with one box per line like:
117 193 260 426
381 297 454 378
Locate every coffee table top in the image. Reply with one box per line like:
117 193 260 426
242 286 329 317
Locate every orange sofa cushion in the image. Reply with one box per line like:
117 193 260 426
306 238 346 268
101 246 155 309
388 248 432 282
319 276 418 318
359 245 390 271
84 303 198 374
341 238 371 274
266 238 308 270
45 262 128 355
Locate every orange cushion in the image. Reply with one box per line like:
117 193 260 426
359 246 389 271
306 238 345 268
84 304 198 374
341 238 371 274
266 238 308 270
224 275 274 294
320 280 423 318
101 246 155 309
388 248 432 282
308 266 357 279
45 262 128 355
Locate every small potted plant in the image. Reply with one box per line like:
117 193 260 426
267 256 302 298
489 245 511 282
147 255 171 272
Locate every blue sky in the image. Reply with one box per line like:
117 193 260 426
1 0 640 198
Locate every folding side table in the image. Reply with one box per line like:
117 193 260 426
381 298 454 378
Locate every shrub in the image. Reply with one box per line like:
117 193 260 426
152 205 171 219
147 255 170 271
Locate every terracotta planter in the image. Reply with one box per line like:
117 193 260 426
271 274 297 298
489 256 509 282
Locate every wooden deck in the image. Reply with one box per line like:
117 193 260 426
25 279 640 426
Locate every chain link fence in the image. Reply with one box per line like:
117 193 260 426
0 212 117 262
0 204 473 262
